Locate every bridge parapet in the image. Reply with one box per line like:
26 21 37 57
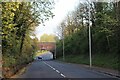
39 42 55 51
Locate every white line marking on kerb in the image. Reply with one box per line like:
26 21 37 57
43 61 66 78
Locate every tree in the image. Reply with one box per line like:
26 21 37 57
56 1 119 69
40 34 57 42
2 1 54 77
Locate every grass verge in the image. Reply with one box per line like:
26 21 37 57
58 53 118 70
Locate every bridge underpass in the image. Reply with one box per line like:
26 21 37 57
39 42 56 60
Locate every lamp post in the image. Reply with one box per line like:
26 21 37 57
62 25 65 61
63 37 65 61
55 42 56 59
88 0 92 68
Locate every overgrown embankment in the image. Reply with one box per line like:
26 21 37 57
56 2 119 71
2 1 53 78
58 53 118 70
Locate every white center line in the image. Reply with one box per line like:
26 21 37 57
60 73 66 78
52 68 55 70
56 70 60 73
43 61 66 78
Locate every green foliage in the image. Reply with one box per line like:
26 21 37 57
56 2 119 70
56 27 88 56
3 54 17 68
40 34 58 42
58 53 118 70
2 1 54 77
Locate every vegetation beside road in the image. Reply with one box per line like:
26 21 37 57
58 53 118 70
2 1 54 78
56 2 120 70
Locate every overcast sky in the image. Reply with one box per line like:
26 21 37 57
34 0 80 39
34 0 118 39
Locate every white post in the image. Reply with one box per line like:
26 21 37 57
63 38 65 61
62 26 65 61
88 0 92 68
55 42 56 59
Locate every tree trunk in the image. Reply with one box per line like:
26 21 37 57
20 31 26 53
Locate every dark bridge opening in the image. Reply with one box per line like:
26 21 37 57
39 42 56 59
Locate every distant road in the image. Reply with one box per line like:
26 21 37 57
17 60 119 79
35 51 53 60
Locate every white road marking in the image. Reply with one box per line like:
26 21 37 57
49 66 53 69
56 70 60 73
52 68 55 70
43 61 66 78
60 73 66 78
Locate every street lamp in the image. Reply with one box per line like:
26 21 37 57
62 25 65 61
54 30 64 60
55 42 56 59
63 37 65 61
88 0 92 68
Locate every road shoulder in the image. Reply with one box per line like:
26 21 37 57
11 62 33 78
55 60 120 78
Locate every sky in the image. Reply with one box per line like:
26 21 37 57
34 0 80 39
34 0 118 39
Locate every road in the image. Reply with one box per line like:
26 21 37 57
17 60 119 79
13 52 119 79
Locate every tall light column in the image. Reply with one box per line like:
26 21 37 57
88 0 92 68
62 25 65 61
55 42 56 59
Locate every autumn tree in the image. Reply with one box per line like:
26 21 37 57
2 1 54 77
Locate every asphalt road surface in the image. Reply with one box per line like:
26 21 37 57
35 51 53 60
17 60 119 79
